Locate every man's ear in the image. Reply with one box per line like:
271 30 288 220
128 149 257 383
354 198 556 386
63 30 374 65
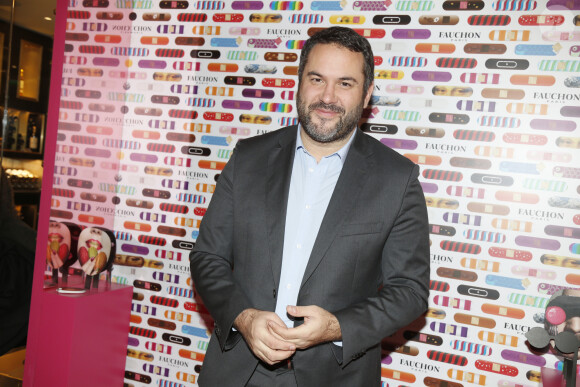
364 82 374 107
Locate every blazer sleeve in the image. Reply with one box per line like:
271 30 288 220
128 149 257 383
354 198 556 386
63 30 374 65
189 147 253 351
333 164 430 366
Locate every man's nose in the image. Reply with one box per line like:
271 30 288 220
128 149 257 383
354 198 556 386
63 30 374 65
320 83 338 104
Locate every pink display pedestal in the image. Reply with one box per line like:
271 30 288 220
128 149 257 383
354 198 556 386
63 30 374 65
25 282 132 387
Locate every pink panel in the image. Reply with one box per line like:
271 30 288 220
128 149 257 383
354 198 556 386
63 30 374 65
31 283 133 386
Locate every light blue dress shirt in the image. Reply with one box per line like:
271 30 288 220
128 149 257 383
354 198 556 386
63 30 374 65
274 126 356 342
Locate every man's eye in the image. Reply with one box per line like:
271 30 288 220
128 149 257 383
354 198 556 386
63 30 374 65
341 82 352 88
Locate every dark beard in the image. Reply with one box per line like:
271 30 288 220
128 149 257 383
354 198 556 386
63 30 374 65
297 93 364 144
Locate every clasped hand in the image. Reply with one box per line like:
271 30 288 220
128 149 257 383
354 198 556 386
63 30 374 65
234 305 341 365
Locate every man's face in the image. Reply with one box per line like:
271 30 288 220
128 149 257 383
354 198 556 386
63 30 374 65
297 43 372 144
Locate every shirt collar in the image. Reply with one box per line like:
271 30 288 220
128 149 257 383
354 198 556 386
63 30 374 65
295 124 356 164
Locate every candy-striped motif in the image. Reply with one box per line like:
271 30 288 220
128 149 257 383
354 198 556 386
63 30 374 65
217 149 233 159
280 117 299 126
523 178 567 192
178 194 206 204
116 0 153 8
103 139 140 149
493 0 536 11
508 293 549 308
71 135 96 145
390 56 427 67
396 0 433 10
138 235 167 246
270 1 304 10
156 48 184 58
109 92 145 102
290 13 322 23
115 231 132 241
147 143 176 153
130 326 156 338
441 241 482 254
196 1 225 10
383 110 420 121
167 286 194 299
60 100 83 109
68 10 90 18
227 51 258 61
539 60 580 72
99 183 136 195
430 280 450 292
451 340 492 355
112 47 149 56
160 203 188 214
259 102 293 113
464 229 506 243
187 98 215 108
454 130 495 142
150 295 178 307
428 350 468 366
169 109 198 119
177 13 207 22
423 169 463 181
286 40 305 49
468 15 510 26
158 379 185 387
477 116 520 128
436 57 477 68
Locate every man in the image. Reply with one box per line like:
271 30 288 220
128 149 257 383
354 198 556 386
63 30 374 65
190 26 430 386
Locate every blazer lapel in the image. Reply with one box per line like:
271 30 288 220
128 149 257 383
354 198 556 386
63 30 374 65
266 127 297 289
299 130 373 289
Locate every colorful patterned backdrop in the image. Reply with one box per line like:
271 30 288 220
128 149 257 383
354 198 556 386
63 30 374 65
46 0 580 385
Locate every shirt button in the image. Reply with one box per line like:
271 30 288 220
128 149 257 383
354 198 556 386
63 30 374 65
305 204 310 209
296 244 302 249
286 284 292 289
308 168 314 173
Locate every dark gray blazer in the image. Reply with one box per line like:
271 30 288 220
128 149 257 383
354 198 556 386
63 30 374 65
190 125 430 386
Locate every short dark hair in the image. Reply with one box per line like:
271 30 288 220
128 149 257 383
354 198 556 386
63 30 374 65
298 26 375 93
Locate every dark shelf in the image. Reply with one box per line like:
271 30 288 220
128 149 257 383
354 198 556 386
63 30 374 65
2 149 43 160
13 190 41 205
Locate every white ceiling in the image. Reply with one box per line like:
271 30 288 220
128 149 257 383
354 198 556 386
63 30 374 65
0 0 56 37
